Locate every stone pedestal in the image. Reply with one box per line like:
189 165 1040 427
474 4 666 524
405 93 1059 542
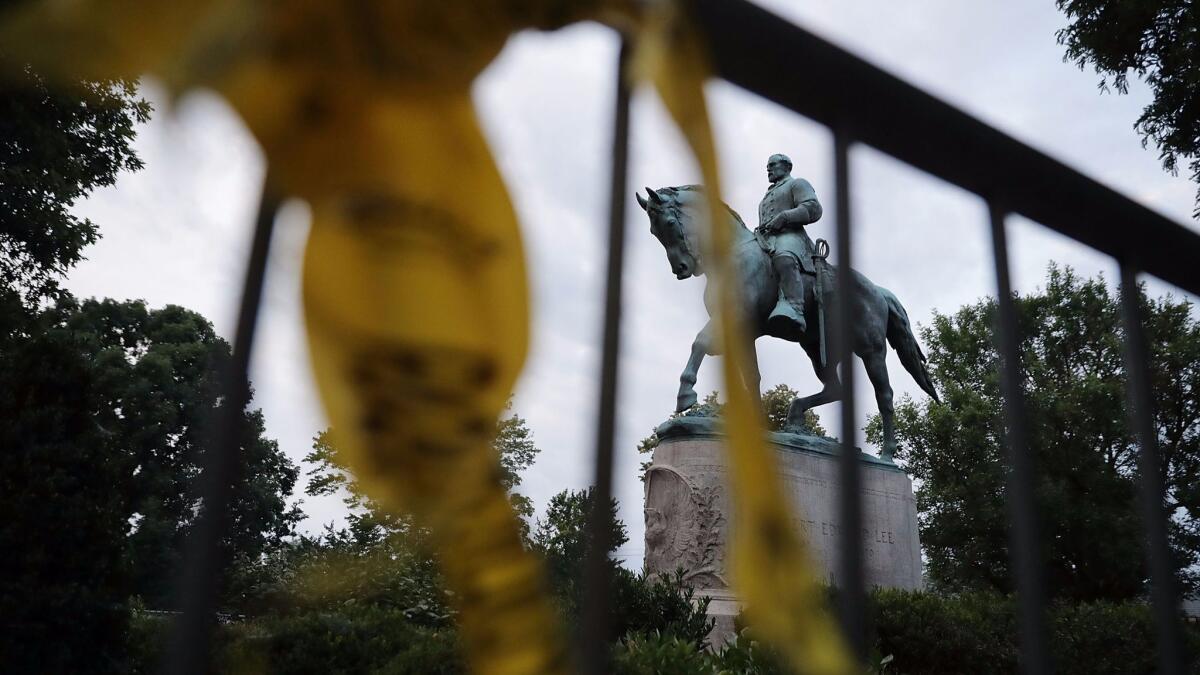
643 417 922 642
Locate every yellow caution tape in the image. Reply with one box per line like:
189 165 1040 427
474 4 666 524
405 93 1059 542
633 5 856 674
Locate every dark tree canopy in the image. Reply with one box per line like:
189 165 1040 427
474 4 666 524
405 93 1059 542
529 487 628 628
3 299 303 609
0 62 149 310
872 265 1200 601
71 298 303 606
0 65 153 672
0 308 131 672
0 66 300 669
1056 0 1200 216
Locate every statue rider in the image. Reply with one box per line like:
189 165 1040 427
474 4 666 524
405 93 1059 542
756 153 823 338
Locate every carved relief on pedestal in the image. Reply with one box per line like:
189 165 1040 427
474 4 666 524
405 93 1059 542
644 465 728 589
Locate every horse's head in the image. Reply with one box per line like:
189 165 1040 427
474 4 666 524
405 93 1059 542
637 186 703 280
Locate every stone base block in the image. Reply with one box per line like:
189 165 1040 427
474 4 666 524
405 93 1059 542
643 417 922 644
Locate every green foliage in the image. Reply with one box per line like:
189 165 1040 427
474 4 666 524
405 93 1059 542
871 588 1200 675
303 401 540 544
530 487 628 620
606 589 1200 675
2 298 304 656
495 408 540 522
610 629 794 675
530 487 712 647
217 604 464 675
869 265 1200 600
1047 598 1182 675
611 569 715 650
761 383 827 436
217 484 713 673
0 69 150 672
871 590 1018 674
710 631 789 674
265 528 454 628
1056 0 1200 216
0 62 149 312
611 632 715 675
0 311 132 673
77 298 303 607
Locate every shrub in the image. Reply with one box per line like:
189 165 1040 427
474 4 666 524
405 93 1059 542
222 604 463 675
1049 600 1187 675
872 589 1018 674
872 588 1200 675
611 632 715 675
611 569 715 648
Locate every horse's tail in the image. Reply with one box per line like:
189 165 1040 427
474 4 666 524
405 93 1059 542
883 290 940 403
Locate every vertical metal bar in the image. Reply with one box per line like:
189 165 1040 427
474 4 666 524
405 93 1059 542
580 36 632 675
1119 264 1185 675
832 130 866 661
987 204 1049 675
167 180 281 675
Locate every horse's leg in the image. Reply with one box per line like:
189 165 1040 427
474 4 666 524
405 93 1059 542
861 349 897 459
677 320 715 413
741 337 762 403
786 342 842 429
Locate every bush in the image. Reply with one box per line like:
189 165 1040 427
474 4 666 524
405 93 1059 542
611 569 715 648
222 605 463 675
126 609 170 674
710 630 789 675
1049 600 1187 675
872 589 1018 674
872 588 1200 674
611 632 715 675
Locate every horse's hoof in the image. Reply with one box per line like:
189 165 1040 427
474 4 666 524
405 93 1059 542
676 391 698 413
880 443 899 461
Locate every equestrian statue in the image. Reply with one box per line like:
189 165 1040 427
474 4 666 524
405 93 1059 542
636 153 939 459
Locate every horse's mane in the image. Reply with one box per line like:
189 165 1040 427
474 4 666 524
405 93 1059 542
655 185 749 231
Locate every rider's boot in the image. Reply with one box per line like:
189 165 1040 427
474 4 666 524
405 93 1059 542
768 254 808 339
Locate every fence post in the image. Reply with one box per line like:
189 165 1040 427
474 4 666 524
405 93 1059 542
987 204 1049 675
1119 265 1185 675
167 180 281 675
833 131 866 662
580 35 632 675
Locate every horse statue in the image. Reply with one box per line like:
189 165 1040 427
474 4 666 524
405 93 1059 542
636 185 939 459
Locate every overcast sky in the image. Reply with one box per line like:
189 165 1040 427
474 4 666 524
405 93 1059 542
66 0 1200 567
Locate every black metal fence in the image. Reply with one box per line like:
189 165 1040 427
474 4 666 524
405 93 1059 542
176 1 1200 673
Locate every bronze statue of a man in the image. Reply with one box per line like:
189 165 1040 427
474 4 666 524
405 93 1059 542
756 153 823 337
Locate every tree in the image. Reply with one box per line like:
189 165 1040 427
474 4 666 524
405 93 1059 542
873 265 1200 600
529 488 714 648
303 401 542 545
0 66 152 672
69 298 302 607
531 487 629 593
529 487 620 629
1056 0 1200 216
0 63 149 316
760 383 828 436
0 307 131 672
